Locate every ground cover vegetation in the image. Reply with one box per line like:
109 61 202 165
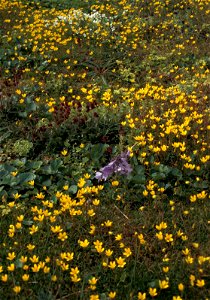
0 0 209 299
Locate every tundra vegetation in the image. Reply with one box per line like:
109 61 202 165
0 0 209 299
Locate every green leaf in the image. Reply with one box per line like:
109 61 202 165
100 293 107 300
158 164 170 174
18 111 27 118
148 279 159 288
66 222 73 230
51 159 63 171
25 161 43 170
0 170 9 178
193 181 208 189
69 185 78 194
51 195 57 204
22 220 33 226
42 159 63 174
15 260 24 268
13 158 27 167
26 101 37 112
82 157 89 164
42 179 52 186
90 143 108 161
119 271 127 282
131 174 146 184
134 165 145 175
16 172 36 185
151 172 166 180
64 140 70 147
170 167 182 180
0 175 17 186
2 164 15 173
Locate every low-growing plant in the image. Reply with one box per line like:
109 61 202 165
12 139 33 157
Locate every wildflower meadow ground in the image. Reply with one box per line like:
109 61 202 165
0 0 209 299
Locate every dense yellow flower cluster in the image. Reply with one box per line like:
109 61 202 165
0 178 209 298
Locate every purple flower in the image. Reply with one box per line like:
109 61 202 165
95 151 132 181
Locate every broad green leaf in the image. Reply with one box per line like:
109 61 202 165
170 168 182 180
151 172 166 180
26 101 37 112
134 165 145 175
16 172 36 185
0 175 17 186
42 179 52 186
2 164 15 173
13 158 27 167
158 164 170 174
25 161 43 170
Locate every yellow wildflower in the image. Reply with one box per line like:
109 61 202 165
13 286 21 294
149 288 157 297
138 292 146 300
196 279 205 287
78 239 89 248
1 274 8 282
22 274 29 281
108 291 116 298
159 280 169 289
7 252 16 261
116 257 126 268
